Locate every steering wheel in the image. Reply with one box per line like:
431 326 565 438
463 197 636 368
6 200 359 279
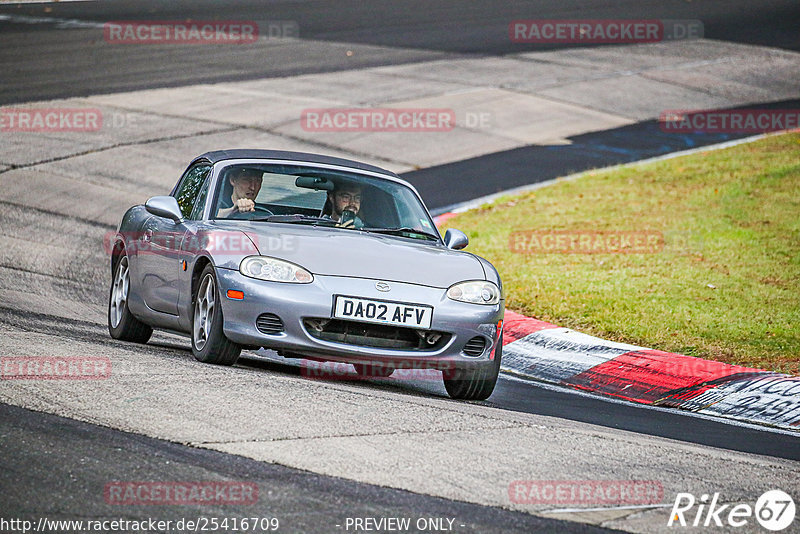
229 205 274 219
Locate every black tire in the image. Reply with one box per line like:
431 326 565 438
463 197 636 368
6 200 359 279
191 264 241 366
108 250 153 344
443 333 502 400
353 362 395 377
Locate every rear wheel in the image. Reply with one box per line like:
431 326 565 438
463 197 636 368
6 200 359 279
353 363 395 377
192 264 241 366
108 251 152 343
443 333 502 400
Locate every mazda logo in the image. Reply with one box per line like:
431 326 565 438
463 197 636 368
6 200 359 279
375 281 391 292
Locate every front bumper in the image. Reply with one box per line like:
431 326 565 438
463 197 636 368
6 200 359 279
215 268 503 367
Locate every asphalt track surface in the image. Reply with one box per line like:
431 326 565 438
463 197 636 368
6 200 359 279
2 402 612 534
240 353 800 462
409 106 800 211
1 1 799 532
1 304 798 531
0 0 799 104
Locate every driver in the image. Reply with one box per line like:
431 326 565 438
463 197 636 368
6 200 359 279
217 167 263 218
325 183 364 228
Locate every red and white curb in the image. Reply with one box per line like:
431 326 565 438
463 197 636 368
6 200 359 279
499 311 799 431
432 134 799 431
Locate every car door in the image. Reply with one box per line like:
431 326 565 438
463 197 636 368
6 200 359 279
138 163 211 315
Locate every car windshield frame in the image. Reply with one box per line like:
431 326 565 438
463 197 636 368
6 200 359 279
204 158 442 244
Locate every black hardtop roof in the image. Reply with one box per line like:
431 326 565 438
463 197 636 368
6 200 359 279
196 149 398 178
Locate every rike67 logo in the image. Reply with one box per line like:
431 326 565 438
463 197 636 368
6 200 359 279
668 490 795 531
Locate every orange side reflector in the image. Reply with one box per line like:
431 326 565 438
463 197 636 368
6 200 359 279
226 290 244 300
490 319 504 360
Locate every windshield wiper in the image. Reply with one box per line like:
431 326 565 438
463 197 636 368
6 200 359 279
249 214 338 226
360 227 440 241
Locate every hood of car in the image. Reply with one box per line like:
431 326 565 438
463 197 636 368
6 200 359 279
212 222 486 288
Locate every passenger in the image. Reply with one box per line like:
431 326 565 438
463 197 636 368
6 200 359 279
324 183 364 228
217 167 263 218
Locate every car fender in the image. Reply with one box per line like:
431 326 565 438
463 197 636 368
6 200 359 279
110 205 153 321
469 253 503 297
176 229 259 331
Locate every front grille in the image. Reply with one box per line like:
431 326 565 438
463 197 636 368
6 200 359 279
463 336 487 357
256 313 284 335
303 318 450 351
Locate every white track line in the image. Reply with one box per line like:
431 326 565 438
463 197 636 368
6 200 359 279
0 13 104 28
542 504 674 514
0 1 94 5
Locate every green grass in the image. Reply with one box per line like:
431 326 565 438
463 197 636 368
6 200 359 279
440 133 800 372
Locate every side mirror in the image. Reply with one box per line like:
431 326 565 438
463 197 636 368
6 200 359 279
145 196 184 224
444 228 468 250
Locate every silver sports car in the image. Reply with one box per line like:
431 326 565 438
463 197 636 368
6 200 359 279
108 150 504 400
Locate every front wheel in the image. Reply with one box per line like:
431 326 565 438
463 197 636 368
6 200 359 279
443 333 502 400
108 251 153 343
192 264 241 366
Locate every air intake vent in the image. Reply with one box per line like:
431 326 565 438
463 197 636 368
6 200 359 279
256 313 284 335
463 336 486 357
303 318 450 351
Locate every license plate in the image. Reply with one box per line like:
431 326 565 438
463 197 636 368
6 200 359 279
333 296 432 329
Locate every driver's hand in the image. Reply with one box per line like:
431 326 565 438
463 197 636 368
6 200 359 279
234 198 255 213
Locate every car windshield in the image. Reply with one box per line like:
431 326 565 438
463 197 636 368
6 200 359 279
211 162 440 240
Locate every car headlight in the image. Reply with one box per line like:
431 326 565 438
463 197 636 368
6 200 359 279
239 256 313 283
446 281 500 305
